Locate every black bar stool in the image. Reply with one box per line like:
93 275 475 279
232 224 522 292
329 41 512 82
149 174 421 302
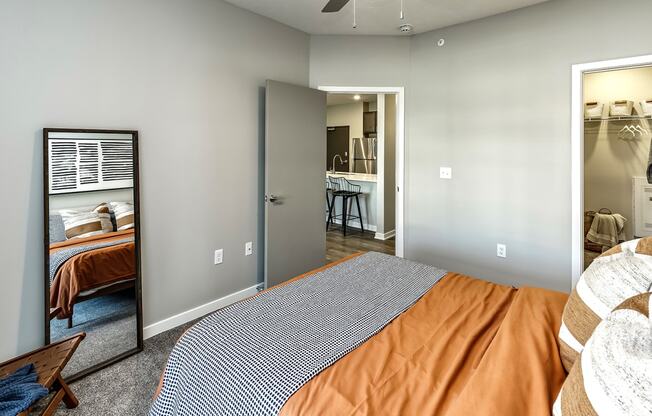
325 178 333 214
326 177 364 236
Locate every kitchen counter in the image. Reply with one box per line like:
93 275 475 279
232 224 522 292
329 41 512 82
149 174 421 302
326 172 377 183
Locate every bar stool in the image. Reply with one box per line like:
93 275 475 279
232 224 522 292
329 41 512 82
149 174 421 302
326 177 364 236
326 178 333 214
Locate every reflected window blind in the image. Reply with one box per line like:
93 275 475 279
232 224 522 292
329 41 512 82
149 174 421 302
49 139 133 194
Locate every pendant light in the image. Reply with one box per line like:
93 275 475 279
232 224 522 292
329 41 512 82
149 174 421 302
400 0 404 19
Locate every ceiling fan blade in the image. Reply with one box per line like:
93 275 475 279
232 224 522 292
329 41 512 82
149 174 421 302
322 0 350 13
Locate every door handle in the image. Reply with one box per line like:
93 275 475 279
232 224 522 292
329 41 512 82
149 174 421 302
267 194 280 203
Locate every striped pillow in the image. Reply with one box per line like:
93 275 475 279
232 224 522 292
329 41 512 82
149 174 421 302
60 204 113 239
109 202 135 231
553 292 651 415
558 237 652 371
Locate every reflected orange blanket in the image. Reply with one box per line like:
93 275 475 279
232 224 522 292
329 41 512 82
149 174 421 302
280 272 568 416
50 230 136 317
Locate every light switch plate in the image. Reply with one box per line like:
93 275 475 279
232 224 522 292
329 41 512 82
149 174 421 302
496 243 507 258
214 249 223 265
440 167 452 179
245 242 253 256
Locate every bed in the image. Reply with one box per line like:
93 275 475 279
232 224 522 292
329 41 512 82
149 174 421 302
49 229 136 325
151 252 568 416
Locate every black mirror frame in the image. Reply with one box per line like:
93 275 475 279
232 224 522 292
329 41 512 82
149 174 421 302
43 128 143 382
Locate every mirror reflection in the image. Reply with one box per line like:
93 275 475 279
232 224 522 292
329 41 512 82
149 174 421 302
45 129 141 378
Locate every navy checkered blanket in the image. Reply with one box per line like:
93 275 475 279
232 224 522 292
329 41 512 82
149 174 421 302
150 252 446 416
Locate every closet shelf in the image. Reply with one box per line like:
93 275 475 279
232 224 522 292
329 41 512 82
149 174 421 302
584 115 652 122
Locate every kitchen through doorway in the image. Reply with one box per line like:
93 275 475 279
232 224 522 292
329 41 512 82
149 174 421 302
322 89 402 262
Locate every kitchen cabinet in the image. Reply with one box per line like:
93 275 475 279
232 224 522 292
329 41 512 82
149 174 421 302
363 111 377 135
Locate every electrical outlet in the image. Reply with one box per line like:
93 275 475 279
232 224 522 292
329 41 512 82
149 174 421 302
439 167 452 179
245 242 253 256
214 249 223 265
496 243 507 258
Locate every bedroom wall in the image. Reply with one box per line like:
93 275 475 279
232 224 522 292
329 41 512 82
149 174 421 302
0 0 308 360
583 67 652 240
310 0 652 292
309 36 411 88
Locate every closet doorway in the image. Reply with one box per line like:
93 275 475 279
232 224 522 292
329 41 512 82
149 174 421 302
572 54 652 286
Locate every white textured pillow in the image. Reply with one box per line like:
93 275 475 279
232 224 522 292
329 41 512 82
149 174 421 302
60 204 113 239
558 238 652 371
553 293 651 415
109 201 135 231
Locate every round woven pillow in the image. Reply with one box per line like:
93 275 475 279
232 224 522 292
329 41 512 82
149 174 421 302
558 237 652 371
553 292 651 415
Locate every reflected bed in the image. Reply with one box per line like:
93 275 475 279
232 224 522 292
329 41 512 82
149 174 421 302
49 229 136 322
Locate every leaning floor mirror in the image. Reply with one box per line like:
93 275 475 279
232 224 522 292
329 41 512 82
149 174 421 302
43 128 143 380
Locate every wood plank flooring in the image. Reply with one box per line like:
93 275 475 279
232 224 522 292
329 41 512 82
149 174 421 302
326 228 395 263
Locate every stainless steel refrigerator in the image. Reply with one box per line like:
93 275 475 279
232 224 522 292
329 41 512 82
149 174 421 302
352 137 377 174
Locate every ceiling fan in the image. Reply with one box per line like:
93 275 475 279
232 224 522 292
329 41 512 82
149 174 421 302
322 0 406 29
321 0 352 13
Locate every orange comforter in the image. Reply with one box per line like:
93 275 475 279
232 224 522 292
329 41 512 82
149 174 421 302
280 272 568 415
50 229 136 317
155 255 568 415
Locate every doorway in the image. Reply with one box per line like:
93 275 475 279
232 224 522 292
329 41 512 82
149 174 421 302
264 82 405 289
318 86 405 261
321 89 403 262
327 126 350 172
571 54 652 287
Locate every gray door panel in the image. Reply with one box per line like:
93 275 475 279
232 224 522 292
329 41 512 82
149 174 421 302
265 80 326 288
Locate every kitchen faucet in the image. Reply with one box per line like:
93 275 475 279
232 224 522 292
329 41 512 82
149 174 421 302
331 154 347 174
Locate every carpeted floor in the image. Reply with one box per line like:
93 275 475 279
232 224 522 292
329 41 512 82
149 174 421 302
34 319 196 415
51 289 137 377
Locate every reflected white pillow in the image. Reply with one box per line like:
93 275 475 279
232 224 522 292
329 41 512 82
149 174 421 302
60 205 113 239
109 202 135 231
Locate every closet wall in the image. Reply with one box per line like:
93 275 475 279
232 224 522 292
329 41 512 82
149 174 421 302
584 66 652 240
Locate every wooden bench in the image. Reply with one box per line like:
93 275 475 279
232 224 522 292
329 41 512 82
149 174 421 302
0 332 85 416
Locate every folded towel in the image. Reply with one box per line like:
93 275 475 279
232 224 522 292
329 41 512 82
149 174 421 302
0 364 48 415
587 212 627 248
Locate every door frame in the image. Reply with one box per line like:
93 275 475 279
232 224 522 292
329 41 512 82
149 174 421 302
318 86 405 258
571 54 652 287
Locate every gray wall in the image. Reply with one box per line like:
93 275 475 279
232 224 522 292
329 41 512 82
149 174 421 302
309 36 410 88
0 0 308 360
310 0 652 293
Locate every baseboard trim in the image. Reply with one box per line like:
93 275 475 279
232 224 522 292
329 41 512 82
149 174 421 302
330 218 377 232
143 284 260 340
375 229 396 240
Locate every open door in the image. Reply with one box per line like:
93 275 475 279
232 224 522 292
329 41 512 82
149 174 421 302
265 80 326 288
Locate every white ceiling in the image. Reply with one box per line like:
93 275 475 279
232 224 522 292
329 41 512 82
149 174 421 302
224 0 550 35
327 93 377 106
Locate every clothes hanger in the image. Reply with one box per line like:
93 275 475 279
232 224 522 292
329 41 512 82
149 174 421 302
618 125 636 140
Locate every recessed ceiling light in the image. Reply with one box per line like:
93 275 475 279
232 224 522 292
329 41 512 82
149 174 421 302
398 24 413 33
353 94 361 101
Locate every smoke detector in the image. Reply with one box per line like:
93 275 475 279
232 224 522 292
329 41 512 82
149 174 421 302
398 24 413 33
